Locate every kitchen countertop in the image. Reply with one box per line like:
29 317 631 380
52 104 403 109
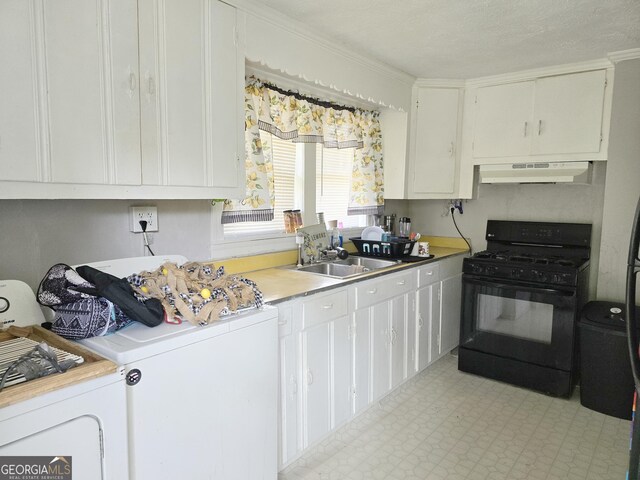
210 236 469 305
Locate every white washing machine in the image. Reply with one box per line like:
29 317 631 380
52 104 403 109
77 256 279 480
0 280 129 480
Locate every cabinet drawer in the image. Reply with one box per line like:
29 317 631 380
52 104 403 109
302 289 348 328
355 271 415 309
417 264 440 287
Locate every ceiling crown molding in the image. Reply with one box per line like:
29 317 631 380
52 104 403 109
608 48 640 63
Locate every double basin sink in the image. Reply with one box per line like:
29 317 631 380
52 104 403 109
286 256 401 279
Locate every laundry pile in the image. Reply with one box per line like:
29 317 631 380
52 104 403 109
37 262 263 339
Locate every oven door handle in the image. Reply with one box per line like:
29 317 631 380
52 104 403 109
463 275 576 297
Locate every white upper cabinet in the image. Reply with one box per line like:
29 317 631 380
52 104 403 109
473 81 534 159
0 0 244 199
531 70 607 155
139 0 243 190
0 0 140 186
410 87 461 196
407 86 466 199
471 69 611 164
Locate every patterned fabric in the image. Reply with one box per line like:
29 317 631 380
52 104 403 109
37 264 133 339
127 262 264 326
222 78 385 223
348 110 385 216
50 297 132 339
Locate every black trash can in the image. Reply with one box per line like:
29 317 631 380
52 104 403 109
578 301 636 420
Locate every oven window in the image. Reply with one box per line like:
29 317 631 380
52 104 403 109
476 293 554 344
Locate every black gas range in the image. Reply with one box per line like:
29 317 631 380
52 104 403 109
458 220 592 397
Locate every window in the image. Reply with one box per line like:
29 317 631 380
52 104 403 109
223 132 296 237
223 134 366 239
315 145 366 228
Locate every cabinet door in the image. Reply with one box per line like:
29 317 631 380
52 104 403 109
139 0 242 191
279 332 299 467
412 88 459 194
390 295 407 389
473 81 534 158
405 292 418 378
0 1 39 182
439 274 462 355
417 283 439 371
0 0 140 185
301 322 331 448
352 308 371 415
371 301 391 401
332 315 352 429
532 70 607 155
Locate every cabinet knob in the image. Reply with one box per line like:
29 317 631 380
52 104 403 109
129 72 137 94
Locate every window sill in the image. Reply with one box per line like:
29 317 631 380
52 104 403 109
210 226 365 260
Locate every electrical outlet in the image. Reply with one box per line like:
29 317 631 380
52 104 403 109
130 206 159 233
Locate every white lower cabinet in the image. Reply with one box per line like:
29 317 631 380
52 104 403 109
277 255 465 470
354 270 416 403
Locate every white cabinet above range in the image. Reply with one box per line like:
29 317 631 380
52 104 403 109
468 68 613 164
0 0 245 199
407 85 466 199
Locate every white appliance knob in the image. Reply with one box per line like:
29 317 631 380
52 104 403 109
0 297 9 313
610 307 622 315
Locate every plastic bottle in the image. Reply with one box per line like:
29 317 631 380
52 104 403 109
330 226 343 248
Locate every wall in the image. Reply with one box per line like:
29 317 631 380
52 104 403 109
0 200 213 291
387 161 607 298
596 58 640 302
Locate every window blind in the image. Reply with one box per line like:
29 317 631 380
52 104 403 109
224 132 296 237
316 145 366 228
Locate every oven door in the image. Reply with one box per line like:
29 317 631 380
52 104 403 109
460 274 577 371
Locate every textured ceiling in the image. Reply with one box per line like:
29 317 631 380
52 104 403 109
259 0 640 79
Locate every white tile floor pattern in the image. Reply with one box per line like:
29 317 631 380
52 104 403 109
279 354 631 480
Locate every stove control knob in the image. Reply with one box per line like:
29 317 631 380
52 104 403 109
472 264 484 274
533 270 548 282
511 268 521 278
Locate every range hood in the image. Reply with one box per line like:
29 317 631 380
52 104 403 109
479 161 591 184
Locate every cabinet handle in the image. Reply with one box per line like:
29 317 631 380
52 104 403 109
523 121 528 137
306 369 313 385
448 141 455 157
367 288 377 294
390 328 397 345
397 280 406 286
537 120 542 135
418 314 424 328
147 76 155 96
129 72 137 93
290 375 298 395
322 303 333 309
425 271 433 276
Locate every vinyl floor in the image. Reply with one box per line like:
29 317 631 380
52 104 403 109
279 354 631 480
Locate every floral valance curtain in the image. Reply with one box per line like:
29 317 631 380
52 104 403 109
221 78 384 224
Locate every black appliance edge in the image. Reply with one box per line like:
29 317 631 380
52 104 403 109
458 346 574 397
626 195 640 479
